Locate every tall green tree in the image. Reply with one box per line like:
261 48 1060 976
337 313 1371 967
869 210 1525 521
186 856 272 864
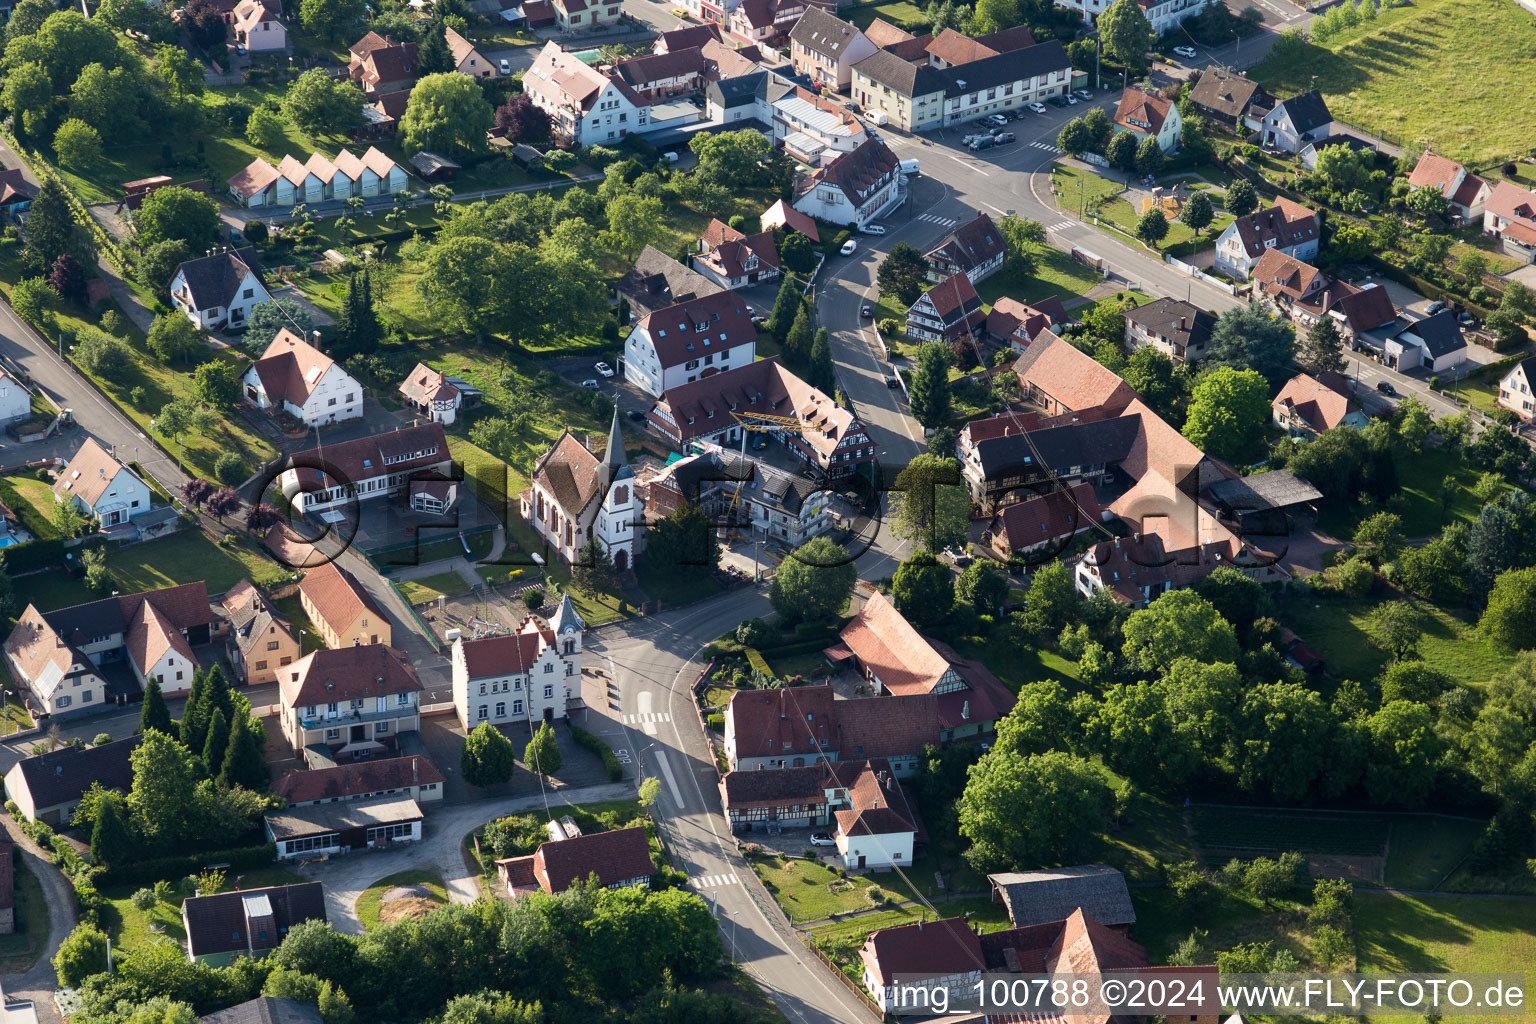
140 677 171 735
201 707 230 776
134 185 219 250
876 242 929 306
298 0 364 41
416 17 453 73
90 791 134 865
1179 190 1214 244
769 537 856 623
1235 681 1340 802
128 729 199 847
53 925 110 988
888 453 969 552
1107 129 1139 171
959 749 1109 871
220 715 269 790
1121 589 1238 676
784 298 815 367
957 560 1009 617
461 722 515 786
1122 346 1184 422
808 327 834 393
1297 315 1346 376
646 502 719 577
1098 0 1153 67
1135 208 1169 248
400 72 492 156
907 342 953 429
180 667 208 754
603 193 665 262
523 721 562 777
766 273 801 343
282 68 365 134
571 537 618 595
970 0 1019 33
891 551 954 631
21 178 87 276
1224 178 1258 218
1134 135 1165 177
1364 700 1441 806
1181 366 1270 462
1481 567 1536 649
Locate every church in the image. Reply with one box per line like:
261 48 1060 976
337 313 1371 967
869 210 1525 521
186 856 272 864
521 410 645 572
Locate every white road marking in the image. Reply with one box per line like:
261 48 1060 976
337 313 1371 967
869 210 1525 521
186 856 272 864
691 873 741 889
981 201 1010 216
1031 141 1056 151
653 748 685 806
638 689 657 735
624 712 672 724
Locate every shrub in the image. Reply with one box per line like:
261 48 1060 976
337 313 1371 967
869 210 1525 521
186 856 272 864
706 713 724 732
878 317 902 337
215 452 247 486
98 309 126 335
96 843 276 887
570 723 623 782
92 733 111 746
523 587 545 609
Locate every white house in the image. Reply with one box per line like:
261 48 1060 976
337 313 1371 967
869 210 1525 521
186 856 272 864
924 211 1005 284
226 147 407 209
1483 181 1536 264
397 363 483 425
520 411 645 572
791 136 901 228
280 422 451 516
1055 0 1211 33
1497 355 1536 422
1407 151 1491 224
451 595 583 729
623 290 757 397
52 438 153 529
1113 86 1181 154
231 0 287 52
850 38 1070 132
0 370 31 424
1388 309 1466 374
692 219 780 290
522 42 650 148
243 329 364 426
1212 198 1320 279
169 247 271 331
1260 90 1333 154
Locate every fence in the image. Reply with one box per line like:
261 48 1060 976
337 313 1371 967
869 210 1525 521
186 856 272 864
800 932 887 1020
1163 253 1239 295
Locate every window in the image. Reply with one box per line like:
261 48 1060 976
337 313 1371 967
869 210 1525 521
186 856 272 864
326 728 340 739
513 700 523 715
543 684 554 698
375 722 389 734
479 683 487 696
396 692 411 705
256 660 268 670
267 640 280 651
346 393 356 404
280 656 292 666
243 288 254 299
57 696 71 708
544 662 553 673
495 702 505 717
477 707 488 721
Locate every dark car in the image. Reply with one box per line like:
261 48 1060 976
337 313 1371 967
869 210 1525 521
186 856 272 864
627 409 646 422
860 306 873 318
994 131 1016 144
1376 381 1398 396
885 376 900 388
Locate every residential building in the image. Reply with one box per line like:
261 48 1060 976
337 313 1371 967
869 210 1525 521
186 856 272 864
0 370 28 425
271 756 444 806
0 169 36 218
792 137 901 228
924 211 1005 284
521 410 645 572
1483 180 1536 264
4 583 213 714
242 329 364 425
616 245 725 321
445 24 496 77
182 883 326 966
451 594 584 729
51 437 154 530
961 410 1135 508
850 40 1071 131
523 42 647 147
549 0 622 33
644 357 876 478
612 47 706 100
788 8 876 90
298 561 391 650
1112 86 1181 154
1055 0 1213 33
277 644 422 757
622 290 758 396
1251 249 1398 341
1212 198 1320 279
495 826 654 896
728 0 801 45
1259 89 1333 153
169 246 271 331
1013 330 1137 416
265 797 424 859
396 363 483 425
1299 132 1376 171
649 447 845 546
722 683 943 776
231 0 286 52
200 998 323 1024
348 32 418 96
859 916 984 1013
1271 371 1366 436
279 422 452 515
692 219 781 289
984 295 1068 351
705 69 780 124
988 865 1134 928
1387 309 1467 373
770 86 869 165
226 147 407 209
905 271 984 344
222 580 299 687
760 197 820 241
1122 297 1216 363
1496 355 1536 421
984 480 1103 560
1 736 141 824
653 23 722 53
700 37 765 80
1407 150 1490 224
1187 66 1272 128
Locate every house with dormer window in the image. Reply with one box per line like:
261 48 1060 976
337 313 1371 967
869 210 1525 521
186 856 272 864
279 422 452 515
451 595 583 729
1112 86 1181 154
692 219 781 290
1212 198 1319 279
243 329 364 426
622 290 758 397
792 137 901 229
278 643 422 757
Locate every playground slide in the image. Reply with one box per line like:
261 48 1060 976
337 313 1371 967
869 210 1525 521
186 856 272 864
458 531 471 555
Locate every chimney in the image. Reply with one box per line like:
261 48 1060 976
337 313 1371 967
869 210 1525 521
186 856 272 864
413 757 418 783
961 699 970 721
312 329 322 345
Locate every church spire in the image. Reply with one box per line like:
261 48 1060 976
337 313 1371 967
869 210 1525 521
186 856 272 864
597 406 630 491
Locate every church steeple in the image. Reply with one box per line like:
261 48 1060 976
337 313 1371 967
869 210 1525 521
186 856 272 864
596 406 631 491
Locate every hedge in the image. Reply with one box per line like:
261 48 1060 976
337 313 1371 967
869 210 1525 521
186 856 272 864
745 648 773 676
2 534 105 574
97 843 278 887
570 724 623 782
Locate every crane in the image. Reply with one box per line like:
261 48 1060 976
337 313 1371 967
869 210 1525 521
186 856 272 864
717 408 822 537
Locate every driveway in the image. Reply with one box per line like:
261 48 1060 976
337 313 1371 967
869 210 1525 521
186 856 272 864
0 818 76 1024
293 779 637 933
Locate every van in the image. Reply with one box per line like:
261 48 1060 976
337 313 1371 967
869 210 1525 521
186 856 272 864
661 151 680 164
899 158 921 176
865 110 889 127
860 224 887 235
969 135 995 152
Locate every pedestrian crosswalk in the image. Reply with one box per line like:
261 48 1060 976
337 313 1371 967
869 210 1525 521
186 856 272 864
1031 141 1057 152
1045 219 1074 233
692 873 740 889
917 213 957 227
625 711 672 725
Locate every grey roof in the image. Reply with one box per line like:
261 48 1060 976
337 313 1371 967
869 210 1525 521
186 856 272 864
853 47 947 96
1207 470 1323 512
788 7 864 61
974 414 1141 481
408 151 461 175
171 246 265 310
939 40 1069 98
1275 89 1332 134
1395 308 1464 358
1122 297 1217 352
597 405 631 489
202 998 324 1024
264 795 423 840
183 883 326 960
706 70 770 109
8 735 142 811
616 245 723 316
988 865 1135 928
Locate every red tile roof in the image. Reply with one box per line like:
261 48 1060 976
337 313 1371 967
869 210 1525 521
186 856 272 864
993 481 1103 551
1013 331 1137 414
760 198 820 242
1272 371 1355 433
985 295 1067 345
456 625 556 678
1113 87 1172 134
533 826 654 892
727 684 838 760
272 756 443 804
1486 180 1536 228
280 643 422 708
860 917 984 990
635 290 757 370
250 329 337 407
1229 198 1319 258
299 561 385 637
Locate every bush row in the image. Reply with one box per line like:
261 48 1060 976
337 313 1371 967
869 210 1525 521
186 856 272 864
1 534 105 574
96 842 277 888
570 724 623 782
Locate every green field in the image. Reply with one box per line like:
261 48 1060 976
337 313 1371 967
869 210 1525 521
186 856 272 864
750 852 959 925
1384 815 1483 891
1052 164 1234 255
100 868 303 956
974 244 1106 308
395 572 472 605
355 869 448 929
1249 0 1536 166
846 0 928 30
1190 806 1392 857
1130 884 1316 967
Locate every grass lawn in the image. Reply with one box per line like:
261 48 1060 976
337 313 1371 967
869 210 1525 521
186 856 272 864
1248 0 1536 167
395 572 472 605
808 895 1013 975
99 868 303 957
847 0 928 30
974 245 1106 310
354 869 448 929
0 475 62 540
0 858 49 968
1051 164 1232 254
1130 885 1316 967
1384 815 1483 891
1100 783 1196 885
748 851 936 925
1315 445 1491 539
1191 805 1391 857
1278 592 1517 689
468 800 653 879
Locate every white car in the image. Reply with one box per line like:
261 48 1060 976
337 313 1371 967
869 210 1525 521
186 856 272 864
860 223 887 235
499 58 512 74
1065 94 1078 104
1029 102 1048 114
840 238 858 255
809 833 836 847
1173 45 1198 58
594 361 614 377
580 379 599 389
987 113 1009 127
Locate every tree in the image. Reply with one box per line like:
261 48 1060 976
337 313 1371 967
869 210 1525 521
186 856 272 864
1364 700 1440 806
1366 601 1425 661
1399 536 1466 603
524 720 562 777
201 707 230 776
1481 567 1536 649
90 792 134 865
416 17 453 74
1081 107 1113 153
770 536 856 623
783 297 816 369
958 749 1108 871
207 487 242 521
998 214 1044 276
888 454 969 553
318 982 356 1024
10 277 56 329
53 118 100 168
245 105 286 150
970 0 1019 33
1135 208 1169 248
401 72 492 156
1179 189 1214 245
54 924 110 987
128 730 198 847
183 0 229 48
1019 562 1079 639
22 178 88 277
765 273 802 342
1181 367 1269 463
7 12 120 90
47 252 85 304
1057 117 1091 156
1353 511 1404 563
493 93 552 144
1404 185 1449 220
1192 566 1269 639
420 236 512 339
638 776 661 807
1122 345 1184 422
193 360 241 411
135 186 218 251
1378 662 1450 705
958 560 1009 617
1297 315 1346 376
140 677 172 734
571 537 618 595
461 722 515 786
690 129 773 189
1122 590 1239 677
808 326 834 393
603 193 665 262
2 60 54 139
282 69 365 134
243 298 313 353
146 313 206 363
1224 178 1258 217
1134 135 1165 178
1098 0 1154 67
1235 681 1340 801
136 238 191 303
153 43 204 100
876 242 929 306
298 0 363 40
781 232 815 275
220 714 268 790
1106 129 1139 171
891 552 954 631
82 547 113 592
1206 304 1296 385
908 342 953 429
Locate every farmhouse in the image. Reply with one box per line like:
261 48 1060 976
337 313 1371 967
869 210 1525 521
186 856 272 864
792 137 902 229
924 211 1005 284
692 219 781 290
2 736 142 824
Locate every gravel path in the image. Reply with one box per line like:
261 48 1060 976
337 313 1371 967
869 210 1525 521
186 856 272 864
0 817 76 1024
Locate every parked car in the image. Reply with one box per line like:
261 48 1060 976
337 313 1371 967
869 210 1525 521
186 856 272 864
1051 95 1069 108
580 379 599 389
1173 45 1198 58
840 238 858 255
670 6 688 15
969 135 996 151
1076 88 1093 100
988 124 1007 136
1425 300 1446 314
1376 381 1398 396
860 306 873 318
994 131 1016 144
627 410 646 422
594 361 614 377
962 132 989 146
1065 94 1079 104
499 58 512 74
860 223 887 235
810 833 835 847
987 113 1009 127
885 376 900 388
1029 102 1048 114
